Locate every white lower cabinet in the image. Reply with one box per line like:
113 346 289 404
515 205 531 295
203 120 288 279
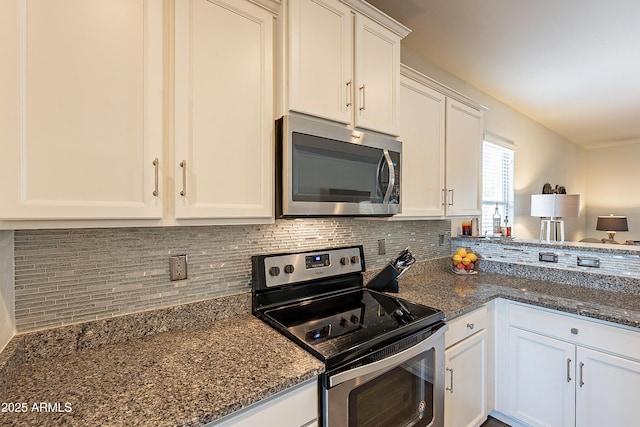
502 301 640 427
208 378 318 427
508 327 575 426
444 305 492 427
575 346 640 427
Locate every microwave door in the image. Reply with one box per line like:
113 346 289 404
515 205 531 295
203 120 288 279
377 150 396 204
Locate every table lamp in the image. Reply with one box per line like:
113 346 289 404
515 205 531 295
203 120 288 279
596 215 628 241
531 194 580 243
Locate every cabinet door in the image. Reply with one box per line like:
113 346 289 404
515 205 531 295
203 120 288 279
444 99 483 216
354 13 401 136
508 327 575 427
287 0 352 124
398 76 446 217
0 0 163 220
576 347 640 427
174 0 273 220
445 329 488 427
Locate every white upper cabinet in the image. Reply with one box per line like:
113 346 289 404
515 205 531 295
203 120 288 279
398 75 446 217
444 98 483 216
283 0 408 136
173 0 274 221
287 0 352 124
0 0 277 228
0 0 164 221
397 67 484 218
353 13 401 135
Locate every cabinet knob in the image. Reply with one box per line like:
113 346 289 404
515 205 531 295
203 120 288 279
466 323 474 330
571 328 579 335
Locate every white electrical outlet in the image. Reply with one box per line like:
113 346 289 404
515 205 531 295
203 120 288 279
170 255 188 281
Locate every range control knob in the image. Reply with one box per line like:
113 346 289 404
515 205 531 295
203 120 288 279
284 264 295 274
350 315 359 324
340 257 349 266
340 318 348 328
350 256 360 264
268 266 280 276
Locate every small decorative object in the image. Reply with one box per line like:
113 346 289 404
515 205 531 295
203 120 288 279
596 215 628 242
504 217 511 237
451 247 478 275
492 203 502 237
471 218 479 236
462 221 472 236
542 183 567 194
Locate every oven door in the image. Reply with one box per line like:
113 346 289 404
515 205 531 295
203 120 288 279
323 324 447 427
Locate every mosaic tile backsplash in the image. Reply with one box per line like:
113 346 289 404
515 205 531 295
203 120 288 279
457 238 640 280
14 219 450 332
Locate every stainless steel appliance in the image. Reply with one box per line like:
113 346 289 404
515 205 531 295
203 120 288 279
275 115 402 217
252 246 447 427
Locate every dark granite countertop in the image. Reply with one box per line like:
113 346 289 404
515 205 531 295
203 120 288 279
394 263 640 329
0 296 324 427
3 261 640 427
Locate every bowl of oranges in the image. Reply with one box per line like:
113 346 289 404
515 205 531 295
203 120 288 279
451 248 478 275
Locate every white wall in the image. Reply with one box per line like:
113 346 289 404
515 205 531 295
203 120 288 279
0 231 15 351
401 48 588 241
585 140 640 242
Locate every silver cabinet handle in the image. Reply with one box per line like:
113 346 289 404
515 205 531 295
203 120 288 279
442 189 447 206
567 358 572 382
448 189 454 206
152 158 159 197
179 160 187 196
346 80 352 107
359 84 366 111
446 367 454 393
467 323 474 330
579 362 585 387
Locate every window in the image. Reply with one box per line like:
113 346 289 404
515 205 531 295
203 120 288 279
482 134 515 236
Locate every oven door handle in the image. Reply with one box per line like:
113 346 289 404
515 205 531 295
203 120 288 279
328 324 448 388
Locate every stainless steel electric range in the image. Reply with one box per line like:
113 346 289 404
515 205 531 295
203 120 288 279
252 245 447 427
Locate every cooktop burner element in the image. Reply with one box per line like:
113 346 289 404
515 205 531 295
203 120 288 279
252 245 444 369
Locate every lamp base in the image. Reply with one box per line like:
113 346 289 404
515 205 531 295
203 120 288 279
540 219 564 243
606 231 617 241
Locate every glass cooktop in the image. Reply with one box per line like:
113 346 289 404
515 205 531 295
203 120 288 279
262 288 444 367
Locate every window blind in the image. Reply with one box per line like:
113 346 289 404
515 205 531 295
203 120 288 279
482 140 515 235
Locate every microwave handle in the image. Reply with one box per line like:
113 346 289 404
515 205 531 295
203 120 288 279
378 150 395 204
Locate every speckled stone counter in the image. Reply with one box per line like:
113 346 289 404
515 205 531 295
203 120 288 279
395 259 640 329
0 295 324 427
3 259 640 427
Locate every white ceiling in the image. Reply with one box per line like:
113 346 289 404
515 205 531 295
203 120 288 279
367 0 640 148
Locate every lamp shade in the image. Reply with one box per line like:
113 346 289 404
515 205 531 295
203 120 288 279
531 194 580 218
596 215 628 232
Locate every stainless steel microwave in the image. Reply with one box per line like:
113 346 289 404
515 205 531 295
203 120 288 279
276 115 401 217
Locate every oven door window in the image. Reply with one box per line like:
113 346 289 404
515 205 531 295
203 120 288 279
348 349 434 427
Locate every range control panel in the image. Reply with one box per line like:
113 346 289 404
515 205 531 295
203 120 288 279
261 246 364 288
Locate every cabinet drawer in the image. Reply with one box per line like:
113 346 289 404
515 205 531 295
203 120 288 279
509 302 640 361
446 305 488 348
209 378 318 427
